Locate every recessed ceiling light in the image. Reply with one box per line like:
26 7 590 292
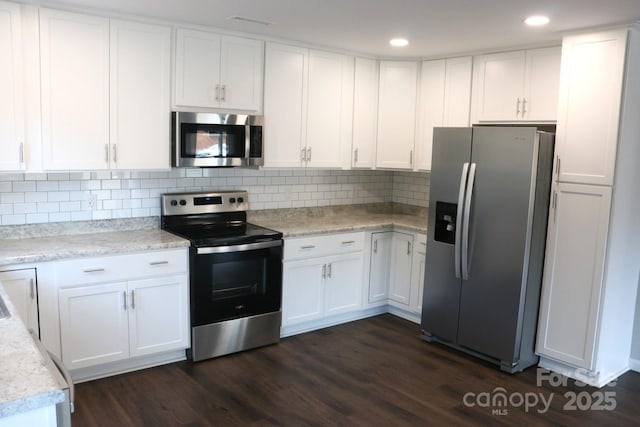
390 38 409 47
524 15 550 26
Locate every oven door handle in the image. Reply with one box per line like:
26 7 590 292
196 240 282 255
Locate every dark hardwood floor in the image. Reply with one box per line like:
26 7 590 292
72 314 640 426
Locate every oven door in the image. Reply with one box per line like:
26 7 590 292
191 240 282 326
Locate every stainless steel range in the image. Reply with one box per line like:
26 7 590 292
161 191 283 361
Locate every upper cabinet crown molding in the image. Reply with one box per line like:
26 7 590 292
174 28 264 112
471 46 561 123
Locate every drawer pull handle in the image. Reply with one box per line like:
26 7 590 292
149 261 169 266
300 245 316 249
83 268 105 273
341 240 355 245
420 242 426 246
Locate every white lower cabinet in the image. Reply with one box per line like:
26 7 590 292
52 249 189 374
409 234 427 314
0 268 38 333
388 232 414 305
368 232 392 303
282 232 364 332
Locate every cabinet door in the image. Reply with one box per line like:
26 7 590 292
536 183 612 369
0 269 38 333
443 56 472 126
220 35 264 112
555 30 627 186
368 232 392 303
110 20 171 170
376 61 418 169
416 60 445 171
410 236 427 314
128 275 189 357
324 253 363 316
59 282 129 369
174 29 221 108
0 1 24 171
282 259 324 326
352 57 378 168
263 43 307 167
523 47 561 121
40 9 110 170
305 50 353 168
388 232 414 305
473 50 525 121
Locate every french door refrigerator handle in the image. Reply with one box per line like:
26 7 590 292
455 162 470 279
461 162 477 281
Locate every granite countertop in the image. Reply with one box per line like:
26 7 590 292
248 203 428 237
0 284 66 418
0 218 190 267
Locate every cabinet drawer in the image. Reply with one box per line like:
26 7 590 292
284 232 364 260
55 249 188 287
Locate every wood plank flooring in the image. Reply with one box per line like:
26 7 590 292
72 314 640 426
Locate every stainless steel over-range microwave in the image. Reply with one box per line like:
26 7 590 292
172 112 264 168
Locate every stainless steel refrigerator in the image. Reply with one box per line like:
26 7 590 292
420 126 554 373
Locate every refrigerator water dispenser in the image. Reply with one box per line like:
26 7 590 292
434 202 457 244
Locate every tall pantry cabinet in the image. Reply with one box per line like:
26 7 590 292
536 28 640 387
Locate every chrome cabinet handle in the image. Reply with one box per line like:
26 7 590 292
83 268 105 273
556 157 561 179
354 148 358 164
104 144 109 163
522 97 527 115
301 147 306 162
409 150 413 166
341 240 355 245
407 241 411 255
516 98 521 116
19 142 24 164
221 85 226 102
29 278 35 300
327 263 332 278
322 264 327 279
307 147 312 162
123 291 127 311
131 290 135 310
215 85 220 101
149 261 169 266
552 191 558 222
374 240 378 253
300 245 316 250
420 242 426 246
113 144 117 163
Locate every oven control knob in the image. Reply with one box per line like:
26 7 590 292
229 197 236 203
238 197 244 203
170 200 178 207
179 200 187 206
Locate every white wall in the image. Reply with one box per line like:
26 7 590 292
0 169 430 226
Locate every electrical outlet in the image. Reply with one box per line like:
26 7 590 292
88 194 98 210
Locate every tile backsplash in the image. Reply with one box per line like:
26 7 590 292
0 169 430 226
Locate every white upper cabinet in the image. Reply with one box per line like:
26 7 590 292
110 20 171 170
554 30 627 186
0 0 24 171
40 9 171 171
264 42 308 168
472 47 560 122
305 50 353 168
175 30 263 112
352 57 378 169
415 56 472 171
376 61 418 170
40 8 110 170
264 42 353 169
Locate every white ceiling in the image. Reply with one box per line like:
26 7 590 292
33 0 640 58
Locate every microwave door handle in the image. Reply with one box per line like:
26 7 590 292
245 125 251 160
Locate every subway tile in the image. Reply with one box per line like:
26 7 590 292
26 213 49 224
12 181 36 192
2 214 26 225
81 180 101 190
71 211 92 221
92 210 112 220
36 181 59 192
0 173 25 181
24 173 47 181
59 201 82 212
47 172 70 181
48 191 70 202
37 202 59 213
13 203 38 214
25 192 48 203
59 180 82 191
1 192 24 204
0 182 11 192
49 212 71 222
101 180 122 190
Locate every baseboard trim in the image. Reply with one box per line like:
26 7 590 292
629 357 640 373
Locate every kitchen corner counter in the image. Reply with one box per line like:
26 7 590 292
248 203 428 237
0 285 65 419
0 218 190 267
